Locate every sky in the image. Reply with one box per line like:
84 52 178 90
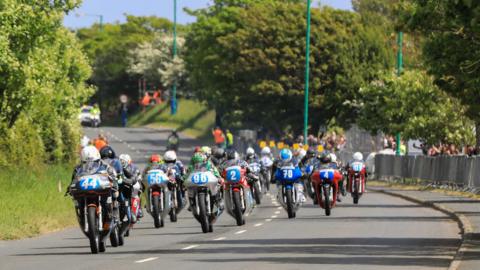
63 0 353 29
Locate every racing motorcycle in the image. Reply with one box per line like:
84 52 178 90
347 161 367 204
185 169 222 233
302 158 318 203
165 164 186 222
260 156 273 192
247 161 263 204
109 175 135 246
144 169 171 228
223 165 254 226
69 172 114 254
311 168 342 216
275 165 303 219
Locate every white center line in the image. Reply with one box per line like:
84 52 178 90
277 207 282 210
213 237 226 241
254 223 263 227
271 215 277 218
235 230 247 235
135 257 158 263
274 211 281 214
265 218 272 222
181 245 199 250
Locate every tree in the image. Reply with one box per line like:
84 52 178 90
185 1 391 134
404 0 480 146
358 70 474 146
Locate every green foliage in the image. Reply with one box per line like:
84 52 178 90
129 99 215 138
0 164 75 240
403 0 480 144
185 1 392 135
358 70 474 145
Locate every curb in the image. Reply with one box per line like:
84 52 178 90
371 187 473 270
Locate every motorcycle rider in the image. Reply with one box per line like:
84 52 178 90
167 130 180 151
274 149 306 203
144 154 164 173
345 152 368 190
164 150 186 195
327 152 345 202
245 147 259 163
317 152 343 199
211 147 226 167
100 145 123 177
119 154 143 221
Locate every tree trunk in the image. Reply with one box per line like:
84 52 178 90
476 122 480 149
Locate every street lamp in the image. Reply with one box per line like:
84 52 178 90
170 0 178 115
303 0 312 145
396 32 403 156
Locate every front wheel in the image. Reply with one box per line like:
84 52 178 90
253 182 262 204
232 190 245 226
152 195 163 228
285 188 295 219
323 185 331 216
87 206 100 254
110 226 119 247
353 181 360 204
198 193 210 233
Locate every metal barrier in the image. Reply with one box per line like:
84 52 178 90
374 154 480 189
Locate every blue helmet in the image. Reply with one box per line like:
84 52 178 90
280 149 293 162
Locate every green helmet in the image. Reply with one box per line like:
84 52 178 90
191 152 206 165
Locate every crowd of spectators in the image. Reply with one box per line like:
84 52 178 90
277 131 347 152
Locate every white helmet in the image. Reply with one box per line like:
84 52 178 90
119 154 132 168
164 150 177 162
297 149 306 160
261 147 271 155
246 147 255 155
329 153 337 163
81 146 101 162
353 152 363 161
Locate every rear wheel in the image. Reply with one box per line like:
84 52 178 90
198 193 210 233
118 233 124 246
152 195 162 228
285 188 295 219
232 190 244 226
87 206 99 254
99 241 106 253
110 226 119 247
353 181 360 204
324 186 331 216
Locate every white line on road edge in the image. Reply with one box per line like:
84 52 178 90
235 230 247 235
213 237 226 241
265 218 272 222
181 245 199 250
274 211 281 214
135 257 158 263
254 223 263 227
271 215 277 218
277 207 282 210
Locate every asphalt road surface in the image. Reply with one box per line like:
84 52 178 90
0 127 462 270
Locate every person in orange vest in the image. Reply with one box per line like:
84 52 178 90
212 126 226 148
94 134 108 151
153 90 161 105
141 92 151 110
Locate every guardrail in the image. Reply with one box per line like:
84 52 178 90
374 154 480 191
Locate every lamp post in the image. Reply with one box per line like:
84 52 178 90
396 32 403 156
170 0 178 115
303 0 312 145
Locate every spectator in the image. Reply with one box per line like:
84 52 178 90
212 127 226 148
226 129 234 149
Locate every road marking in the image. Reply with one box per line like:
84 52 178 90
274 211 281 214
181 245 199 250
135 257 158 263
213 237 226 241
271 215 277 218
277 207 282 210
254 223 263 227
265 218 272 222
235 230 247 235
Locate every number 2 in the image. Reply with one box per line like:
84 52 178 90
229 171 237 180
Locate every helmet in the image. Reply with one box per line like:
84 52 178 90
213 147 225 159
329 153 337 163
150 154 162 163
81 146 101 162
164 150 177 163
306 148 316 158
246 147 255 155
261 147 271 155
319 152 331 164
119 154 132 168
191 152 206 165
194 146 202 153
353 152 363 161
279 149 293 162
201 146 212 157
99 146 116 159
297 149 306 160
226 149 237 160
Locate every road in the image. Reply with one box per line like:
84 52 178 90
0 127 462 270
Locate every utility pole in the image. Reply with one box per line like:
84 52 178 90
396 31 403 156
303 0 312 145
171 0 178 115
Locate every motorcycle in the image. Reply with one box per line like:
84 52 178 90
311 168 341 216
247 161 263 204
185 169 222 233
165 165 186 222
275 165 303 219
347 161 367 204
260 156 273 193
302 158 318 203
223 165 254 226
144 169 171 228
69 173 114 254
109 175 135 246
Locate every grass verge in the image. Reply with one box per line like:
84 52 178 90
0 164 76 240
128 99 215 139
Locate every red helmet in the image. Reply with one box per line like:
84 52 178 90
194 146 202 153
150 154 162 163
